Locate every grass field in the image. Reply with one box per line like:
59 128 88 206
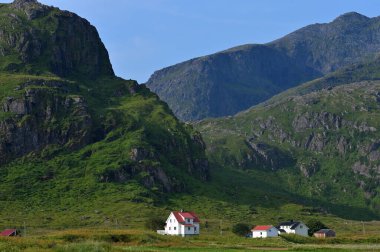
1 227 380 252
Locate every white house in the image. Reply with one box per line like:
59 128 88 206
251 225 279 238
157 211 200 237
277 220 309 236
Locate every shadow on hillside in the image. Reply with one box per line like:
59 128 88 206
173 162 380 221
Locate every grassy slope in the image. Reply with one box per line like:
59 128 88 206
265 57 380 106
195 81 380 223
0 72 205 227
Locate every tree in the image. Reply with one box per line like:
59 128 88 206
306 219 328 236
145 217 165 231
232 223 251 236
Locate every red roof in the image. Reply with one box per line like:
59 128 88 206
0 229 17 236
252 225 273 231
180 212 195 219
172 211 200 223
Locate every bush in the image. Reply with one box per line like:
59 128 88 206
145 216 166 231
306 219 328 236
232 223 250 236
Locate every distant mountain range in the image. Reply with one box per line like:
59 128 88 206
147 12 380 121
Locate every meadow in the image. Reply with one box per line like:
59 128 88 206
1 223 380 252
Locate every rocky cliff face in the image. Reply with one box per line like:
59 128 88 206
0 0 114 78
196 61 380 212
0 80 93 166
0 0 209 199
147 12 380 121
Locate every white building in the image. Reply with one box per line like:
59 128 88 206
157 211 200 237
277 220 309 236
251 225 279 238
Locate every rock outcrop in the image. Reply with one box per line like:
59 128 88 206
0 0 209 196
0 0 114 78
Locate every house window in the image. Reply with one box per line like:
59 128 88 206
188 227 191 231
174 227 176 230
300 225 303 228
260 232 262 235
194 227 197 231
269 230 271 232
169 227 171 230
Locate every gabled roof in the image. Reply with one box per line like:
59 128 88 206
315 229 334 234
172 211 200 223
0 229 16 236
278 221 302 229
252 225 273 231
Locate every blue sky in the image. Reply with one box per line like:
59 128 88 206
3 0 380 83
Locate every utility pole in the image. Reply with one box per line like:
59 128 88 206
362 221 366 235
23 221 26 237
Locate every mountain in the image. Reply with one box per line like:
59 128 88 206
146 12 380 121
195 58 380 217
0 0 209 226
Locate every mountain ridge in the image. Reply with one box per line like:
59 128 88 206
147 12 380 121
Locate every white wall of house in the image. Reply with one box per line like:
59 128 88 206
279 222 308 237
163 212 200 236
252 227 278 238
165 213 181 235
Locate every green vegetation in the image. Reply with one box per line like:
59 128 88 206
197 81 380 220
231 223 250 237
1 229 380 251
307 220 329 236
145 217 166 231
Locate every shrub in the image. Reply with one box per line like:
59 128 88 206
145 216 165 231
306 219 328 236
232 223 250 236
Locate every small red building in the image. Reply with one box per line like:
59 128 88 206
314 229 336 238
0 229 17 237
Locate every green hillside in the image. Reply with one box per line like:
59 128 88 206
196 61 380 220
0 0 210 229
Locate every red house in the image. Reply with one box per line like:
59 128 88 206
0 229 17 237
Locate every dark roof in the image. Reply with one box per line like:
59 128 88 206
315 229 335 234
278 229 286 233
278 221 301 229
290 222 301 230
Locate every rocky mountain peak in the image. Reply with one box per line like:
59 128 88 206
10 0 48 20
333 12 370 23
12 0 40 8
1 0 114 78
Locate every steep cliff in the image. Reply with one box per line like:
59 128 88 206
0 0 209 220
